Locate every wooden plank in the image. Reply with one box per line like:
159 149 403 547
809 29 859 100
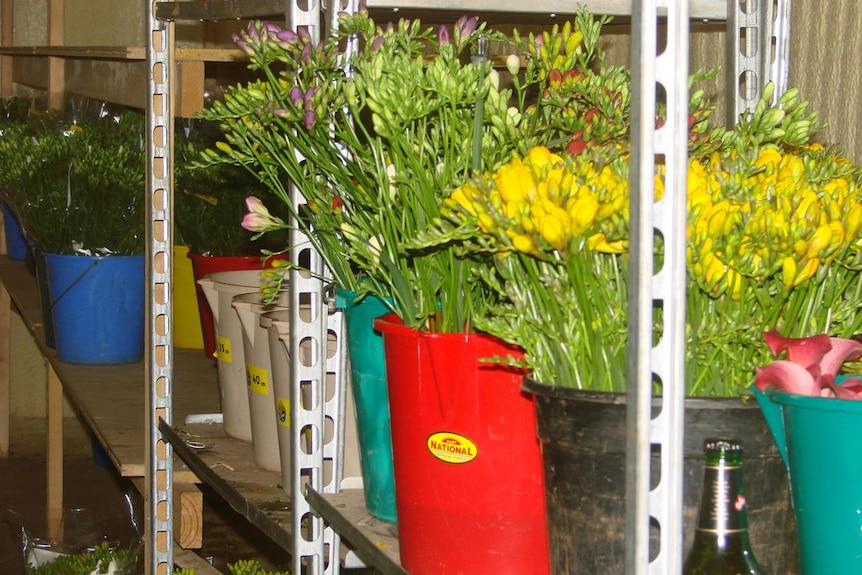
161 422 292 552
174 546 223 574
46 363 63 540
63 58 149 111
47 0 64 111
177 60 205 118
0 0 12 97
0 46 244 62
0 281 9 457
306 488 406 575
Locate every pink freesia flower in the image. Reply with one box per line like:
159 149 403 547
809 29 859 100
754 329 862 399
242 196 285 233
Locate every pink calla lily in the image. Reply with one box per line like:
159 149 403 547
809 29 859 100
755 329 862 399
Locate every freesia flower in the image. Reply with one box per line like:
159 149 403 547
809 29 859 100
241 196 286 233
753 329 862 399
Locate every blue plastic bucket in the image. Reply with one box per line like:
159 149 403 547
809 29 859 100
1 202 28 261
45 253 145 364
336 288 397 523
755 386 862 574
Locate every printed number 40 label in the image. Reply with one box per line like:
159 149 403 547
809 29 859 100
246 365 269 396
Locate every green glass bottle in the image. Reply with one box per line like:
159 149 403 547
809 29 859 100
683 438 765 575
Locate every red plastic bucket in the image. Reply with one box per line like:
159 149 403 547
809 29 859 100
374 313 550 575
189 253 279 359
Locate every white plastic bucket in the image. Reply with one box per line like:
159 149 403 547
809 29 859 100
266 309 363 493
197 270 264 441
232 291 290 471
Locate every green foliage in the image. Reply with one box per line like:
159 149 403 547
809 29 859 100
196 8 718 331
170 559 290 575
25 541 142 575
226 559 290 575
174 120 288 256
0 106 146 255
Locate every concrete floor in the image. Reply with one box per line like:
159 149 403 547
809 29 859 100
0 416 290 574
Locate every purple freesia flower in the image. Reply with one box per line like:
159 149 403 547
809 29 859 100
437 24 450 46
233 33 252 55
277 29 298 44
261 21 282 41
289 86 304 104
304 110 317 130
455 16 479 41
754 329 862 399
370 36 386 52
301 42 313 64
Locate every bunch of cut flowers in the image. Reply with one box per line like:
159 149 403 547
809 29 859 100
195 7 715 332
416 83 862 397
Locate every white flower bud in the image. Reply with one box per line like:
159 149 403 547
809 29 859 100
488 69 500 90
506 54 521 77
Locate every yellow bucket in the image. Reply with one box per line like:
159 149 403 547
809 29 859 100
172 245 204 349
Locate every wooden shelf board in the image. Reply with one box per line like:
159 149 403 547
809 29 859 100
0 45 245 62
0 258 221 483
162 421 293 551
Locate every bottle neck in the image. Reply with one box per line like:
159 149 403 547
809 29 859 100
695 460 748 537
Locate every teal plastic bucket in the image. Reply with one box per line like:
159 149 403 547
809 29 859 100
1 202 27 261
755 386 862 574
336 288 397 523
45 253 145 364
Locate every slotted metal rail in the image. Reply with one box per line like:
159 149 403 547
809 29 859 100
144 1 790 574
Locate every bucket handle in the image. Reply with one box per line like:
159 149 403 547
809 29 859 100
49 258 101 310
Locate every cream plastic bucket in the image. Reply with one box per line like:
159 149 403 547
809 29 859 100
265 309 363 493
232 291 289 471
197 270 264 441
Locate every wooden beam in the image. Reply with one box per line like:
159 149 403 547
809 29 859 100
0 282 10 458
47 0 64 111
133 478 204 549
173 482 204 549
177 60 205 118
46 363 63 540
1 0 13 98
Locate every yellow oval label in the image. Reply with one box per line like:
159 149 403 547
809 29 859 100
427 432 478 464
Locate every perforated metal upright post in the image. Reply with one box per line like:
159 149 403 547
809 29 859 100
145 1 175 573
727 0 791 123
765 0 792 99
286 2 348 574
626 1 689 574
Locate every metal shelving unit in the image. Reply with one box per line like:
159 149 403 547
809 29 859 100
144 1 789 574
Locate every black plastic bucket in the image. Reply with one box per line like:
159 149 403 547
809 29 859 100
523 377 799 574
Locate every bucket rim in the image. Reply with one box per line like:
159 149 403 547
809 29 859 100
769 388 862 412
373 312 525 357
522 375 759 409
202 269 264 284
231 290 289 308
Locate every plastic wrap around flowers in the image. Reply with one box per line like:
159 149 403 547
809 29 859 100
754 330 862 399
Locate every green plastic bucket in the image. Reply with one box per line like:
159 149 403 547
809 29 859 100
754 386 862 574
335 288 397 524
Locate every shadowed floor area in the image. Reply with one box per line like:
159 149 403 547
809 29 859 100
0 417 290 574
